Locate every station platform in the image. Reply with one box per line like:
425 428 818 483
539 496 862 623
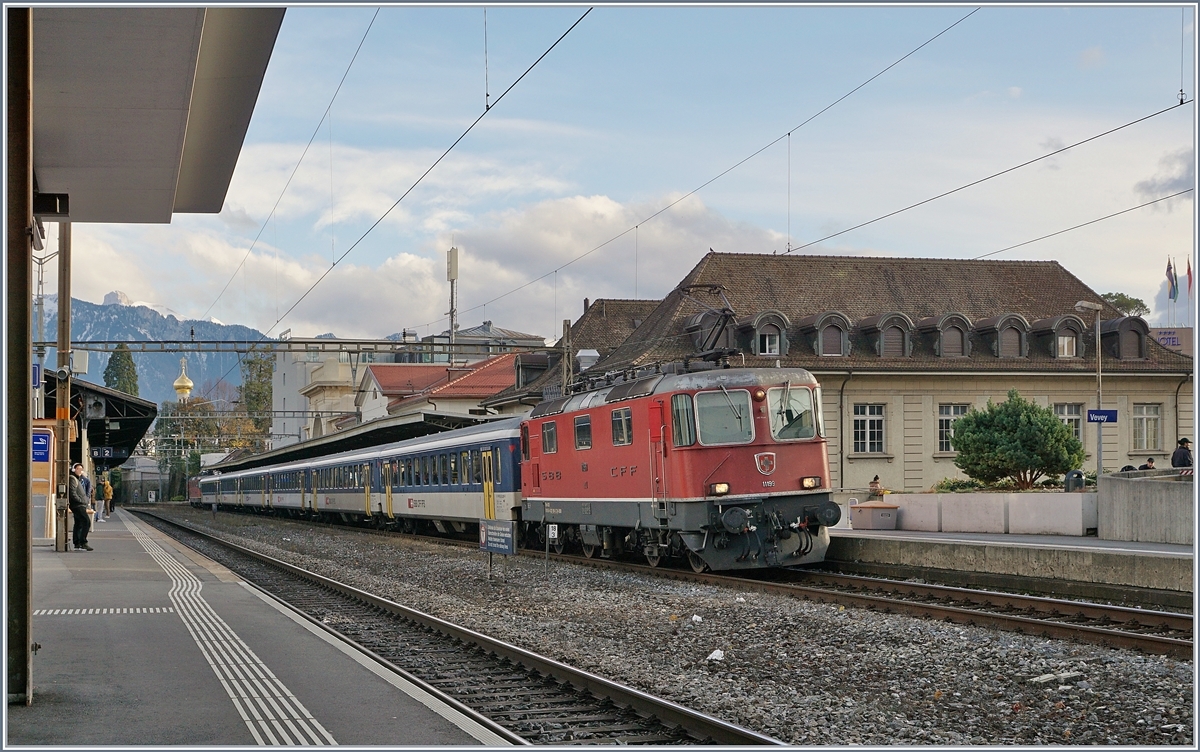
6 509 507 746
827 528 1194 604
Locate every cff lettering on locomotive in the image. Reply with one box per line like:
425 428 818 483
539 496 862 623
519 367 840 572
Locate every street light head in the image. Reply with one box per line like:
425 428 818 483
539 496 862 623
1074 300 1103 312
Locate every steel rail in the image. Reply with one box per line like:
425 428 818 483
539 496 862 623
139 510 784 746
155 507 1193 659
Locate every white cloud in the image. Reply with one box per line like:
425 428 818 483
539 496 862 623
1007 87 1022 99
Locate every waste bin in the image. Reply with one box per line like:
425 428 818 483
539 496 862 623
1064 469 1085 492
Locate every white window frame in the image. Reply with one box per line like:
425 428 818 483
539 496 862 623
852 404 885 453
1132 404 1161 451
758 328 780 356
1054 403 1083 441
1057 333 1077 358
937 404 969 452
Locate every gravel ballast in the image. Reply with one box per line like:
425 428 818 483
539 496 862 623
149 508 1194 745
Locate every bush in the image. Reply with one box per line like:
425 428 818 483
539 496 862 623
951 389 1086 490
931 477 984 493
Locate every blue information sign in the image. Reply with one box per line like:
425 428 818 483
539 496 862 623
32 433 50 463
1087 409 1118 423
479 519 516 555
32 363 41 389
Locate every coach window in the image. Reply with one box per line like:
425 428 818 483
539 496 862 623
695 390 754 445
574 415 593 450
671 393 696 447
492 446 502 483
542 421 558 453
449 453 458 484
461 451 471 484
472 449 483 483
611 407 633 446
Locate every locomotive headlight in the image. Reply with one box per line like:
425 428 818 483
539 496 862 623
801 476 822 489
709 482 731 496
751 388 767 402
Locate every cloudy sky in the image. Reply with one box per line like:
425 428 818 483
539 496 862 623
56 4 1196 340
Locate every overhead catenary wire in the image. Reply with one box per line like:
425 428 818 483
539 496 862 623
784 98 1193 255
972 189 1194 260
201 8 381 323
192 8 592 403
411 7 980 332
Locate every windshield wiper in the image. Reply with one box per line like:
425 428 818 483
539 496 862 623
718 383 743 427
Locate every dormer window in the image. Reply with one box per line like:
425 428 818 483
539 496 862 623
736 310 791 357
821 324 844 356
974 313 1029 358
1100 316 1149 360
999 326 1021 357
1057 333 1077 357
943 326 965 357
858 312 914 358
758 325 781 356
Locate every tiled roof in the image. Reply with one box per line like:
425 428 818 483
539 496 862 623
594 252 1192 375
389 354 517 410
566 298 662 355
445 321 544 342
365 364 453 395
482 299 660 408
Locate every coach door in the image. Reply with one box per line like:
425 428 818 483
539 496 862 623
649 400 668 522
362 463 372 518
481 449 495 520
383 461 395 519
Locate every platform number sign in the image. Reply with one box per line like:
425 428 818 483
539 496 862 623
547 524 559 541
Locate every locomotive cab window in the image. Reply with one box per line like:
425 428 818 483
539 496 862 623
542 421 558 453
767 386 816 440
695 389 754 445
574 415 592 450
671 393 696 447
611 408 633 446
520 424 530 460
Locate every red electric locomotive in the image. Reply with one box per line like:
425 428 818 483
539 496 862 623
519 367 841 572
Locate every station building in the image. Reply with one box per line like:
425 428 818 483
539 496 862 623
493 253 1194 493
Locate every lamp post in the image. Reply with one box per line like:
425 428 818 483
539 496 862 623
1075 301 1103 477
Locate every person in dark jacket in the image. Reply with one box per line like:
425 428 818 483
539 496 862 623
1170 438 1192 468
1137 458 1156 470
68 463 92 551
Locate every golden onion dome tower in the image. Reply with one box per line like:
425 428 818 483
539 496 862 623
172 357 194 402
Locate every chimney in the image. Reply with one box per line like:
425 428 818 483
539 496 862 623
576 349 600 372
583 298 590 313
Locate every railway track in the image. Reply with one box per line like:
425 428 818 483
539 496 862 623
134 510 782 746
152 507 1194 659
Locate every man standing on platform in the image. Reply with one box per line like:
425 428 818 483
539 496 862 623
69 464 93 551
1171 438 1192 468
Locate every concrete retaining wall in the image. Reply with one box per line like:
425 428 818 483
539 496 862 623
862 492 1098 536
1099 470 1193 545
827 535 1193 593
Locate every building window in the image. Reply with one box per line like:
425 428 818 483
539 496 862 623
1120 329 1143 359
882 326 904 357
1133 404 1161 450
821 325 843 356
574 415 592 450
611 408 633 446
999 327 1021 357
541 422 558 454
938 404 969 452
758 325 780 356
852 404 885 453
1054 403 1083 441
942 326 965 357
1057 333 1077 358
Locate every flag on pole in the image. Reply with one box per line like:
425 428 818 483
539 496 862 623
1188 257 1193 298
1167 258 1178 301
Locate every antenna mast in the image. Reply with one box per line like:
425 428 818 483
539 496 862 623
447 246 459 364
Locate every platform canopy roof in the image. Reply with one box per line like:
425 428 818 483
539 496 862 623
32 7 285 223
